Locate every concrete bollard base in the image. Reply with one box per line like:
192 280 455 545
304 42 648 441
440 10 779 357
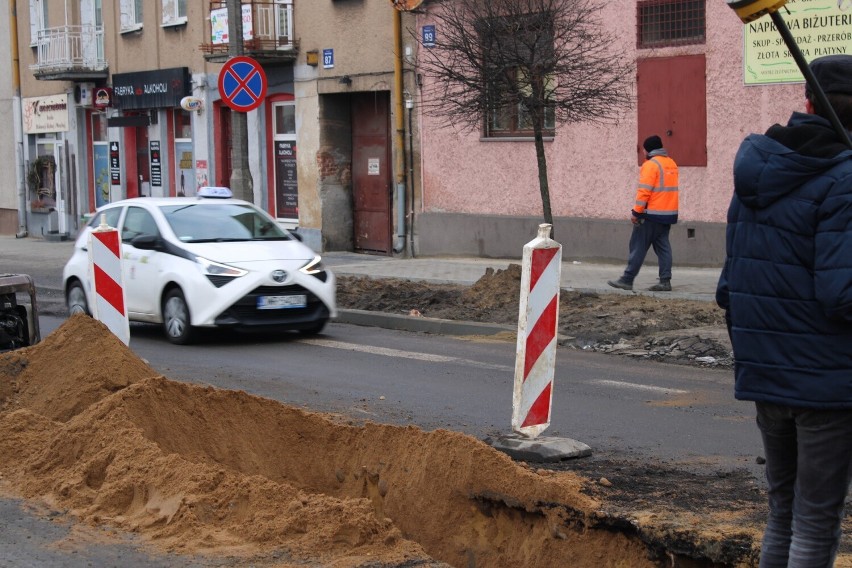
484 434 592 463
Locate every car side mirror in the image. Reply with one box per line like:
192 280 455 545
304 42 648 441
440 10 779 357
130 234 162 250
290 230 303 242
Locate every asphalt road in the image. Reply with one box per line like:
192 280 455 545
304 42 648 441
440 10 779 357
36 314 763 475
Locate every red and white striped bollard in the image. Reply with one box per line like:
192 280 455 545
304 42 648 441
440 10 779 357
512 223 561 438
88 215 130 345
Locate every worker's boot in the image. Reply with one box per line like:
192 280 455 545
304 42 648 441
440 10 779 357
648 279 672 292
607 278 633 291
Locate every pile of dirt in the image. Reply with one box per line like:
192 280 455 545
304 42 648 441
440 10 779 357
337 265 732 367
0 315 768 567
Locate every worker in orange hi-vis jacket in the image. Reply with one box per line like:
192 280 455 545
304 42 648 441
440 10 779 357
608 134 679 292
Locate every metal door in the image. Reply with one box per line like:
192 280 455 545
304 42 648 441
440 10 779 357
352 93 391 254
637 55 707 167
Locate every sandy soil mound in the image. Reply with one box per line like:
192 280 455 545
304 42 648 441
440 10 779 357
0 315 693 567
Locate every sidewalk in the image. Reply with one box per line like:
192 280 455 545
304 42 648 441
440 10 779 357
322 251 722 302
0 235 723 302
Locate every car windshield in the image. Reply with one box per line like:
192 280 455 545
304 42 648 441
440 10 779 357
160 203 292 243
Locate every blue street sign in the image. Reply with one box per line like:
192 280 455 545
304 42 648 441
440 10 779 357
422 25 436 48
322 48 334 69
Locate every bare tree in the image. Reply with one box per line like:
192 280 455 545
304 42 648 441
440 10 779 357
416 0 633 228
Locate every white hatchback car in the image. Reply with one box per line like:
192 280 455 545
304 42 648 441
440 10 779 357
62 188 336 344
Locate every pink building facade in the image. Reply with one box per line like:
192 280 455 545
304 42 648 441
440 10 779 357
410 1 838 266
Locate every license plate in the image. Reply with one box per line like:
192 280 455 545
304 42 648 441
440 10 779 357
257 294 307 309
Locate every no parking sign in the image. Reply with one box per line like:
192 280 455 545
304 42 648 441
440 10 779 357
218 56 267 112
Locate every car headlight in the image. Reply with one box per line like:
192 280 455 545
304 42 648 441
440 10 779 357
300 255 329 282
300 255 324 275
196 256 247 277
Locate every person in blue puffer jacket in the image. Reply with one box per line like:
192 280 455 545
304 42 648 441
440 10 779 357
716 54 852 567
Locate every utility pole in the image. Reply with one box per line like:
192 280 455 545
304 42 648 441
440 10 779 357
226 0 254 201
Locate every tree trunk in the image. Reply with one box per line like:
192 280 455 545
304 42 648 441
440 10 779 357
533 121 553 237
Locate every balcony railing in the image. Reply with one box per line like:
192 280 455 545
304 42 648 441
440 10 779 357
200 1 299 63
30 25 108 81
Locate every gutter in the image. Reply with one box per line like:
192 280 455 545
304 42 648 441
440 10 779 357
11 0 28 238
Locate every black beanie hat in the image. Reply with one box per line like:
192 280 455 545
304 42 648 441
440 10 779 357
643 135 663 153
805 54 852 99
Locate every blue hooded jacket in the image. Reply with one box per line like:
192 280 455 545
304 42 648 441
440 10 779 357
716 112 852 409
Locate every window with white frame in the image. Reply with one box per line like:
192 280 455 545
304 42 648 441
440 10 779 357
162 0 187 27
120 0 143 32
276 0 293 46
29 0 48 46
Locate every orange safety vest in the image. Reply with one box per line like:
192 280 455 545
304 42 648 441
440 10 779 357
633 154 679 224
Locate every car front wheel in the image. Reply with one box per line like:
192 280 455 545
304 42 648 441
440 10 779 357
162 288 196 345
66 280 90 316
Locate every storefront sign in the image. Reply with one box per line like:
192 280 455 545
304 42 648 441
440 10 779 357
275 141 298 219
112 68 191 110
149 141 162 187
180 96 203 113
109 141 121 185
22 94 69 134
93 87 113 109
744 0 852 85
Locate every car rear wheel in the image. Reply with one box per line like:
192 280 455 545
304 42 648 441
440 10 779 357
66 280 90 316
162 288 196 345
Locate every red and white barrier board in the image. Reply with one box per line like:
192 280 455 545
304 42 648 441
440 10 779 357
88 219 130 345
512 224 562 438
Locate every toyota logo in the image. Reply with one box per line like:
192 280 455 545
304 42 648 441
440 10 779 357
271 270 288 283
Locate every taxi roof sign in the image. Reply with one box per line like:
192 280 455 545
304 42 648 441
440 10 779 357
198 186 234 199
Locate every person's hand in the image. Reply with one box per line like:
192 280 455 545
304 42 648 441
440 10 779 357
631 216 641 225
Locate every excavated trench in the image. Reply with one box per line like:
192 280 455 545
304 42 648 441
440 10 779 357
0 315 759 567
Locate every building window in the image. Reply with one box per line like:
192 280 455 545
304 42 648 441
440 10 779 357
276 0 293 46
482 14 556 138
120 0 143 33
637 0 705 49
162 0 187 27
91 114 110 207
29 0 48 47
487 70 556 137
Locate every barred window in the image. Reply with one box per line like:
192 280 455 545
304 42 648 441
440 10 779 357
637 0 705 49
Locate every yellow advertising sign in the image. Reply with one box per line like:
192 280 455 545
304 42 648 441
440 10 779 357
743 0 852 85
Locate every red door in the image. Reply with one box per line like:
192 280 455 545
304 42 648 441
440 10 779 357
352 93 392 254
637 55 707 167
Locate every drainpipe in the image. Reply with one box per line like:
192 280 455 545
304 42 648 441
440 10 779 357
392 8 406 254
11 0 27 238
